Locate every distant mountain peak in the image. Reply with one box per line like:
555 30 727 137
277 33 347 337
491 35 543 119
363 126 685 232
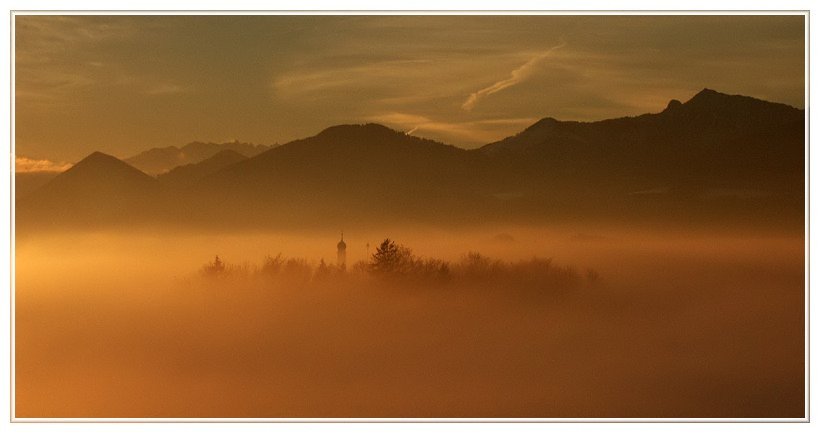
67 151 152 177
686 87 732 104
678 87 802 117
523 117 564 131
26 150 156 202
535 117 562 125
317 123 400 139
83 150 116 161
308 123 436 150
664 99 683 111
72 151 138 171
125 140 272 175
685 87 772 106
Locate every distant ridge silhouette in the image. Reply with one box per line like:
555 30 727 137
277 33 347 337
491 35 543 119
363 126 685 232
126 140 271 175
38 151 157 194
157 149 248 188
16 89 805 232
481 88 803 191
17 152 159 226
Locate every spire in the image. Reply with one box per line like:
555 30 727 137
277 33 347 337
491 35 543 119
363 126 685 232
336 231 347 269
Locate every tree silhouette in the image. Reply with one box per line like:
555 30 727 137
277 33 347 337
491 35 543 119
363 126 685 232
370 238 412 274
202 255 226 277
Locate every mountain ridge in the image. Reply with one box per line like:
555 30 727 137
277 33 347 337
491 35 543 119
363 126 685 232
157 149 248 188
16 89 805 231
125 140 272 176
479 88 804 188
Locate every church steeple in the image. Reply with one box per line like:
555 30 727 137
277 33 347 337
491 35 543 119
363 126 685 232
336 232 347 269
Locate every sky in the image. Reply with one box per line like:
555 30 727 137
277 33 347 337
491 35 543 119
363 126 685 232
14 14 806 166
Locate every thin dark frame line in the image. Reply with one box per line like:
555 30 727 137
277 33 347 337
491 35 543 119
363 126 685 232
6 10 815 13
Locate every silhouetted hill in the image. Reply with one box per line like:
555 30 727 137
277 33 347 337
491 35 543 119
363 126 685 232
182 123 487 227
125 140 271 175
157 149 247 188
479 88 804 225
17 152 159 228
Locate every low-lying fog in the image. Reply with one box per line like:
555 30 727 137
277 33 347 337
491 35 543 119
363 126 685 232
14 225 805 418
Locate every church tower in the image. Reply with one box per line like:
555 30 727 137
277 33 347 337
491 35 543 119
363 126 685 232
337 232 347 269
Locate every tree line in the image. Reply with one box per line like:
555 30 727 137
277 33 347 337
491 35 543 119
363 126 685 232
201 238 598 289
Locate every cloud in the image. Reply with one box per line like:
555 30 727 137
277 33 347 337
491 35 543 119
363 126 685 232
365 111 538 146
271 59 435 98
15 156 72 173
411 117 539 146
16 16 189 105
366 112 431 126
462 42 566 111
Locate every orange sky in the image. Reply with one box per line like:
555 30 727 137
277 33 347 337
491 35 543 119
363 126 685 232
14 14 805 163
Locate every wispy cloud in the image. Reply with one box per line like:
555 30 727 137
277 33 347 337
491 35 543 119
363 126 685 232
16 16 189 104
365 111 538 146
462 42 566 111
272 59 435 98
15 156 72 173
366 112 430 127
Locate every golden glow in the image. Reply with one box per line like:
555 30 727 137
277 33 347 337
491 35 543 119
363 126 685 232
15 227 804 417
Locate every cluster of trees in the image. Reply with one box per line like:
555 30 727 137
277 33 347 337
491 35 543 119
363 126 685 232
367 239 450 278
201 238 597 289
201 253 318 282
201 238 447 280
201 255 225 277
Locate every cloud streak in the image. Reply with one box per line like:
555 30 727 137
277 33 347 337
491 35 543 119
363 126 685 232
15 156 72 173
365 111 538 146
462 42 566 111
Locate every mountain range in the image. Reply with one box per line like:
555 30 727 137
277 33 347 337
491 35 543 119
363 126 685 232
124 140 272 175
16 89 805 232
